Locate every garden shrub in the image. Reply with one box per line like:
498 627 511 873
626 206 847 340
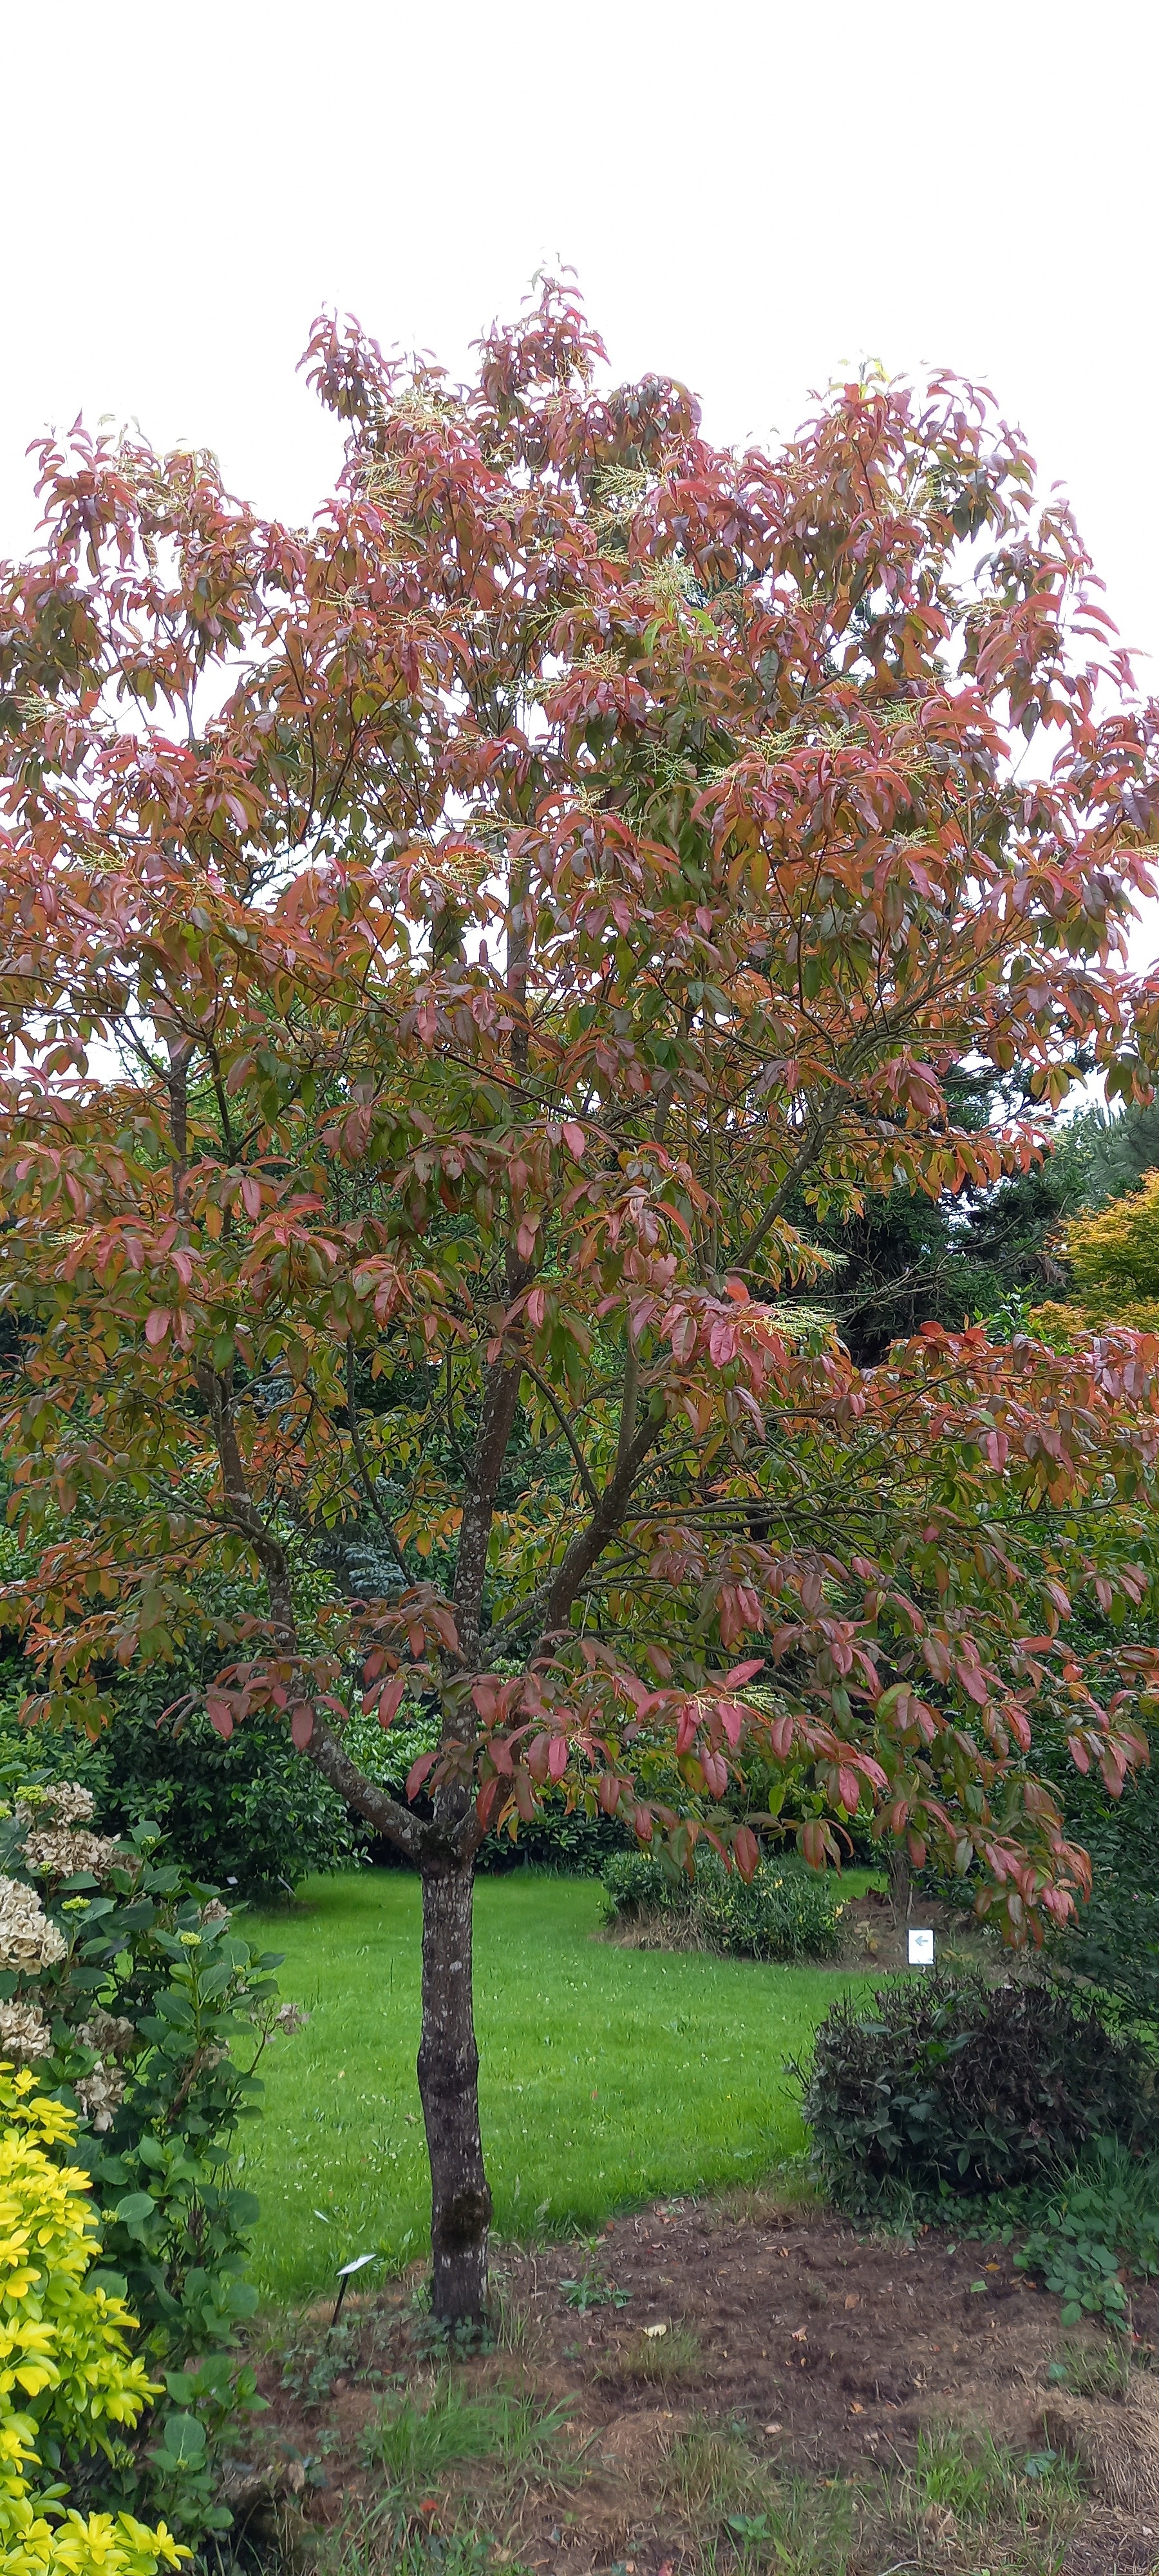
93 1687 364 1900
0 2062 187 2576
0 1533 361 1902
795 1971 1153 2206
600 1846 845 1962
599 1850 695 1921
1033 1730 1159 2037
478 1797 632 1875
1050 1880 1159 2036
0 1763 294 2550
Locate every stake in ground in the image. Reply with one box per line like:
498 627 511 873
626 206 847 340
3 282 1159 2325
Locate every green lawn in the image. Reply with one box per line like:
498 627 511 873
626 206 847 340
243 1870 872 2306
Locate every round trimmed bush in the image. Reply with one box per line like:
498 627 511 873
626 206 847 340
796 1971 1155 2206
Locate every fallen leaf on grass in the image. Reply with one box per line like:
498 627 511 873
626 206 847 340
843 2292 860 2309
763 2421 782 2435
643 2322 668 2339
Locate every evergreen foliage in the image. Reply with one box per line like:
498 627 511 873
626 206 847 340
796 1973 1152 2205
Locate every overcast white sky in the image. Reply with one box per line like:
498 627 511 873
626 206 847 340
3 0 1156 952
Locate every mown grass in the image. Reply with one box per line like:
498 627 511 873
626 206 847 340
243 1868 876 2302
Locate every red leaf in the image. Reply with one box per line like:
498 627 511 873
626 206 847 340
476 1776 502 1831
724 1659 764 1687
290 1702 314 1748
206 1694 234 1741
377 1675 406 1728
145 1308 170 1345
733 1824 760 1881
406 1752 438 1800
562 1121 586 1159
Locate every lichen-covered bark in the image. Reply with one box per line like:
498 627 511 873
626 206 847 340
417 1856 491 2322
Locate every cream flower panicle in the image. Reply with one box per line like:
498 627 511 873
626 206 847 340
75 2062 127 2132
0 1877 67 1971
17 1781 97 1828
0 1998 53 2062
76 2011 136 2063
22 1825 122 1883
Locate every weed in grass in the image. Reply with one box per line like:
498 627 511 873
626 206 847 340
360 2385 510 2486
654 2444 860 2573
559 2271 629 2312
1013 2137 1159 2327
659 2421 770 2521
487 2273 545 2362
314 2512 529 2576
608 2323 705 2387
1048 2334 1137 2400
903 2427 1081 2542
359 2381 580 2503
722 2477 856 2573
276 2308 393 2404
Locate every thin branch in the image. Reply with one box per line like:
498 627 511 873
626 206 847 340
731 1089 845 1274
520 1361 602 1511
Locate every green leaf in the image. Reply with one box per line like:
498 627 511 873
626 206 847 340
154 2411 207 2465
114 2191 156 2225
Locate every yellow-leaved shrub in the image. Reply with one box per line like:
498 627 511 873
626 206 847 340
0 2063 187 2576
1032 1168 1159 1342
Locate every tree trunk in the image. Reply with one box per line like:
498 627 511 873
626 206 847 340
887 1841 911 1925
417 1855 491 2325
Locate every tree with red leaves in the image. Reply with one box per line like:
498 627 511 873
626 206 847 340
2 285 1159 2320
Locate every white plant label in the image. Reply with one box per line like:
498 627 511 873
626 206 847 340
908 1927 935 1965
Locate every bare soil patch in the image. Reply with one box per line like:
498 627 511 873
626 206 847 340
245 2191 1159 2573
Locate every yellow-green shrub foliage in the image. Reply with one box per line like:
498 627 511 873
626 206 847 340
1031 1168 1159 1341
0 2063 187 2576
